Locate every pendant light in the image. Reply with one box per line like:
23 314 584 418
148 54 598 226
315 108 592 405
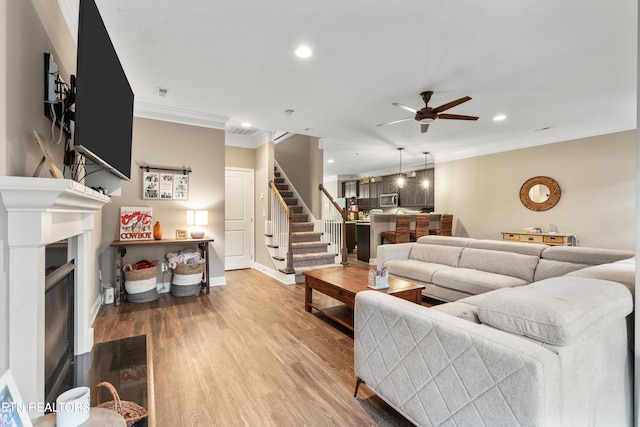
422 152 430 188
396 147 405 188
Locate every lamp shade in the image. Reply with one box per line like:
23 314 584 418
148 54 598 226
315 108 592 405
195 210 208 226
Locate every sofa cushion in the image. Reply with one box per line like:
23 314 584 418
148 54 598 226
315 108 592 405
408 244 464 267
533 259 589 282
477 277 633 345
432 268 529 295
459 247 540 282
385 259 454 283
566 259 636 296
541 246 634 265
431 301 480 323
468 239 548 257
415 235 475 247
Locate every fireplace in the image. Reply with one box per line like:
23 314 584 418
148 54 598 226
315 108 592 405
0 177 109 417
44 240 75 405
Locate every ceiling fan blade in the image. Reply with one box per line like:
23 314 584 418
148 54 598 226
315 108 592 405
392 103 418 114
433 96 472 113
420 123 430 133
437 113 479 121
376 117 414 127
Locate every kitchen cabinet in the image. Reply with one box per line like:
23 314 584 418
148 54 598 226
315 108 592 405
399 170 434 208
342 180 358 198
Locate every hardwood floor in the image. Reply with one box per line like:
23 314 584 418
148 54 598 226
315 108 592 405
93 263 416 426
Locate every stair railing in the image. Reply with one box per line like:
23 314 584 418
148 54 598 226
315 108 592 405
269 180 294 273
319 184 348 265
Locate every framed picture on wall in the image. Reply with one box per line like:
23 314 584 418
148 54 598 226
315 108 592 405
159 173 174 199
173 174 189 200
142 171 159 199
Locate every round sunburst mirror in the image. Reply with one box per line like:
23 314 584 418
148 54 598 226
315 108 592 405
519 176 561 211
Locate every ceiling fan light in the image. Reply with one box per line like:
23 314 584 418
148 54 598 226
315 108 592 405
419 117 434 124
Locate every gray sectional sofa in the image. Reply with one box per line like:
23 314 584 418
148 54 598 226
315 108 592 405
377 235 634 301
353 236 635 426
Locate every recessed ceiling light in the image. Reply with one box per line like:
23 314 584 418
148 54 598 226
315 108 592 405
295 45 312 58
284 109 295 116
493 114 507 121
241 122 251 128
327 159 334 163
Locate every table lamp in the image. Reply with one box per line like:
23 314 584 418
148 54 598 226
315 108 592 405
186 209 208 239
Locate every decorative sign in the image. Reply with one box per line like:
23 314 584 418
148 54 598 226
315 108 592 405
119 207 153 240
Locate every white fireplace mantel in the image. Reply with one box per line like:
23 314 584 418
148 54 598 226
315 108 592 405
0 176 110 416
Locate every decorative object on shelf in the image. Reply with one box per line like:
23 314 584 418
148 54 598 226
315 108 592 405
55 386 90 427
175 229 187 240
186 209 208 239
519 176 561 211
548 224 559 234
92 381 148 427
33 131 63 179
119 207 153 241
153 221 162 240
140 165 190 200
0 370 33 427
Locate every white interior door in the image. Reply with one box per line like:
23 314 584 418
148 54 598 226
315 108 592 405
225 168 254 270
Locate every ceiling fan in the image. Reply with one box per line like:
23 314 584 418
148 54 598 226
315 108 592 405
377 91 479 133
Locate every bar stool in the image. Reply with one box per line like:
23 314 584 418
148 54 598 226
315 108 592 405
380 214 411 244
430 214 453 236
410 214 430 242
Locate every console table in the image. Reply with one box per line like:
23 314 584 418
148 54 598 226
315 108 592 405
111 237 214 303
502 232 574 246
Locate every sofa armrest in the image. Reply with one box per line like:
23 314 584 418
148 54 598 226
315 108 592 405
376 242 414 267
354 291 561 427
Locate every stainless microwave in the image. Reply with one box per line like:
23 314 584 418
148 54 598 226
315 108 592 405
379 193 398 207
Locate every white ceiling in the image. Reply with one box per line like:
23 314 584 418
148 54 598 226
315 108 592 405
65 1 637 178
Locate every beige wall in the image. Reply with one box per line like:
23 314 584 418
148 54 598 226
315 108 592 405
274 134 324 218
436 130 636 250
100 117 226 286
225 145 255 170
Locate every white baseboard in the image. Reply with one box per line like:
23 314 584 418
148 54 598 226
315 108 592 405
210 275 226 286
251 262 296 284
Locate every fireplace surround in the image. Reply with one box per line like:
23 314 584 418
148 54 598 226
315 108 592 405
0 177 109 417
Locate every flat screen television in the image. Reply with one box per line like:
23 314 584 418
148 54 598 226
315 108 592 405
73 0 134 180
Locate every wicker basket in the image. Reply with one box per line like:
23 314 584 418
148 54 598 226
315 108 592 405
92 381 148 427
173 262 204 275
123 264 157 281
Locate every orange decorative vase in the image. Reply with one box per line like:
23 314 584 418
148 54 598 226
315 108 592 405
153 221 162 240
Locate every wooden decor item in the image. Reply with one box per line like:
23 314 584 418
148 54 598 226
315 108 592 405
153 221 162 240
33 131 63 178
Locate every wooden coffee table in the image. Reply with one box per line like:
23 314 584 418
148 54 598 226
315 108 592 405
304 266 424 331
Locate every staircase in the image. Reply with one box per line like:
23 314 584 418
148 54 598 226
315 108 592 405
270 167 341 283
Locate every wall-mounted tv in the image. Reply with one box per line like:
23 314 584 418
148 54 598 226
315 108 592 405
73 0 134 180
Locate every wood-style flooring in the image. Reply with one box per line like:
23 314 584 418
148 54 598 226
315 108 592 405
93 257 418 427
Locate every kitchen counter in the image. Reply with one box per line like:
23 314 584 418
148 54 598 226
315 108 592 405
367 213 444 265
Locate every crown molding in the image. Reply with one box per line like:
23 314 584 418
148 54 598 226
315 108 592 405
134 101 229 130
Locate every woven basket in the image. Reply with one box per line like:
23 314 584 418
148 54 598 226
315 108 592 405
123 264 157 281
92 381 148 427
173 262 204 275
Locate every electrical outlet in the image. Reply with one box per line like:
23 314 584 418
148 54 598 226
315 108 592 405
161 263 168 272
